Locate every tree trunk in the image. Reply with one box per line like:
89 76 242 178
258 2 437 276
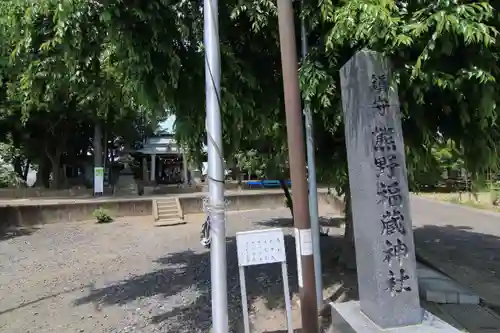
43 137 64 189
13 157 23 180
232 167 243 185
231 167 239 181
279 178 294 217
50 160 60 189
103 128 108 169
94 122 103 169
109 141 115 187
237 171 243 185
228 158 241 185
35 157 51 188
340 184 357 270
48 150 63 189
23 160 30 182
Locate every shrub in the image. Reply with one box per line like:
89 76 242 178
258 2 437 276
0 164 24 188
93 208 114 223
491 190 500 206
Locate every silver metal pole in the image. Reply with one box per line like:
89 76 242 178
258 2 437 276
300 5 323 310
204 0 229 330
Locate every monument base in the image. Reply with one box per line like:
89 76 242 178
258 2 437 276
329 301 460 333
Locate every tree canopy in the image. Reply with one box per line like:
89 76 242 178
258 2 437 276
0 0 499 196
171 0 500 194
0 0 166 188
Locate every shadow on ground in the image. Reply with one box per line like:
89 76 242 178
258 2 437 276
414 224 500 274
0 225 39 241
414 224 500 308
73 217 358 332
413 224 500 332
70 214 500 332
257 217 345 228
0 285 92 316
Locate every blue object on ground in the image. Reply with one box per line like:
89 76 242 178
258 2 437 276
247 181 263 188
262 180 280 187
246 180 292 188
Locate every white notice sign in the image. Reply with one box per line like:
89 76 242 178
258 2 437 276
236 228 293 333
94 167 104 194
294 228 303 287
236 228 286 267
299 229 313 256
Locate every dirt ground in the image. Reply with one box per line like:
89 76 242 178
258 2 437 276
0 206 352 333
5 194 500 333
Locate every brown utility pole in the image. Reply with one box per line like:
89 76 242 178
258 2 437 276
276 0 318 332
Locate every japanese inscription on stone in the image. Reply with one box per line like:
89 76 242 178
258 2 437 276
340 50 422 329
371 74 389 116
371 73 412 296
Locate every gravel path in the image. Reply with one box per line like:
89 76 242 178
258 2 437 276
8 195 499 332
0 207 343 333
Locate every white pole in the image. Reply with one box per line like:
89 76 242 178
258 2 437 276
204 0 229 330
239 266 250 333
301 3 323 310
281 262 294 333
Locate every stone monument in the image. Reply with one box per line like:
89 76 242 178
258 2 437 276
114 153 137 196
330 50 460 332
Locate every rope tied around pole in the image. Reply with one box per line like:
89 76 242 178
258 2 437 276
200 196 230 248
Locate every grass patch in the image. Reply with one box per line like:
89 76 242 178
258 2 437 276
93 208 114 223
417 191 500 212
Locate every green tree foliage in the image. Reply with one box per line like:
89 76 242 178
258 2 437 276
407 138 464 190
305 0 499 188
230 1 500 258
0 143 26 187
139 0 500 195
0 0 164 188
1 0 499 241
120 0 499 260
